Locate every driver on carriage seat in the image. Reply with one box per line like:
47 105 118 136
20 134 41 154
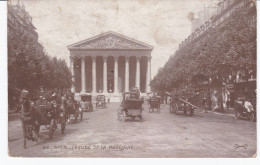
20 89 30 116
20 89 40 125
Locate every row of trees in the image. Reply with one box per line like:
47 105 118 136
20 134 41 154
8 27 71 98
151 6 256 95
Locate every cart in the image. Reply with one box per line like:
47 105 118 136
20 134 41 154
168 95 195 116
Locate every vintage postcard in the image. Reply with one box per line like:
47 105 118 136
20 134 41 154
7 0 257 159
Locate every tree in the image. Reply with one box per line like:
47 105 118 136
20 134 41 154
151 5 256 97
8 27 71 98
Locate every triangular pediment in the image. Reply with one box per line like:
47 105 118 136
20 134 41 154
68 31 153 50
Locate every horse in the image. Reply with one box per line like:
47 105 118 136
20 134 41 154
20 97 41 149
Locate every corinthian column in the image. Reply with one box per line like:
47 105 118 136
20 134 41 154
92 56 96 93
70 56 75 93
103 56 108 93
125 56 130 92
81 56 86 93
146 56 151 93
135 56 141 89
114 56 119 93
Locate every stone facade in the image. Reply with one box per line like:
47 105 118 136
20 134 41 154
8 1 38 41
68 31 153 101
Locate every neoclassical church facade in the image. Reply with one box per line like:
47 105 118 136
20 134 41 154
67 31 153 101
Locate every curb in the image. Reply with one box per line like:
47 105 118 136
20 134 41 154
163 104 234 117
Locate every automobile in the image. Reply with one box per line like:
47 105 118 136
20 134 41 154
66 97 83 122
234 99 256 122
148 96 161 113
79 94 93 112
96 95 107 109
117 92 144 122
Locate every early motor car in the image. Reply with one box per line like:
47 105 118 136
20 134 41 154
117 92 144 122
79 94 93 112
148 96 161 113
65 96 83 122
96 95 107 109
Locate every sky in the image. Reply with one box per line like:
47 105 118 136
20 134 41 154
13 0 212 78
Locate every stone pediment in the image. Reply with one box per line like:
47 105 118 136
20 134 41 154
68 31 153 50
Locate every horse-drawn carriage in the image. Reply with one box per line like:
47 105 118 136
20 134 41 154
20 91 66 148
96 95 107 109
148 96 161 113
79 94 93 112
117 92 144 122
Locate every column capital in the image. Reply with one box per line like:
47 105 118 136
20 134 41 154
125 56 130 61
91 56 96 61
80 56 86 60
114 55 119 62
103 55 108 61
147 56 152 60
136 56 141 60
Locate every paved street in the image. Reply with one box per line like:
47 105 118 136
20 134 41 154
8 102 256 158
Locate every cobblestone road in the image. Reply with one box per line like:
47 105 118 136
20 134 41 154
8 102 256 158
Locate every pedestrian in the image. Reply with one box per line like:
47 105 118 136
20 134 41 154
203 96 207 113
211 91 218 112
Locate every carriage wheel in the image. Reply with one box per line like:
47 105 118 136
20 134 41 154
190 109 194 116
49 119 55 139
140 116 143 122
248 113 255 122
234 111 239 120
81 112 83 121
174 104 179 115
32 122 40 143
122 111 126 122
75 114 78 123
90 104 93 112
61 116 66 134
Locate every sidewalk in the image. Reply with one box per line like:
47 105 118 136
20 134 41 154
163 103 235 117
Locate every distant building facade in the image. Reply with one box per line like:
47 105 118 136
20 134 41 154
178 0 256 110
191 3 217 33
8 1 38 41
180 0 256 51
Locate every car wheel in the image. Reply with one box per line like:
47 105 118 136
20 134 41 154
248 113 255 122
122 111 126 122
234 111 239 120
49 119 55 139
190 109 194 116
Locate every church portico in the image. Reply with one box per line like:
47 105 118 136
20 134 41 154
68 31 153 102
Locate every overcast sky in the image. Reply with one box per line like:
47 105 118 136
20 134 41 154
14 0 212 78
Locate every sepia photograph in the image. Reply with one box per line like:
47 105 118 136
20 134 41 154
6 0 257 159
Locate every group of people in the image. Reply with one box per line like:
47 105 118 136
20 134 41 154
18 88 76 120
